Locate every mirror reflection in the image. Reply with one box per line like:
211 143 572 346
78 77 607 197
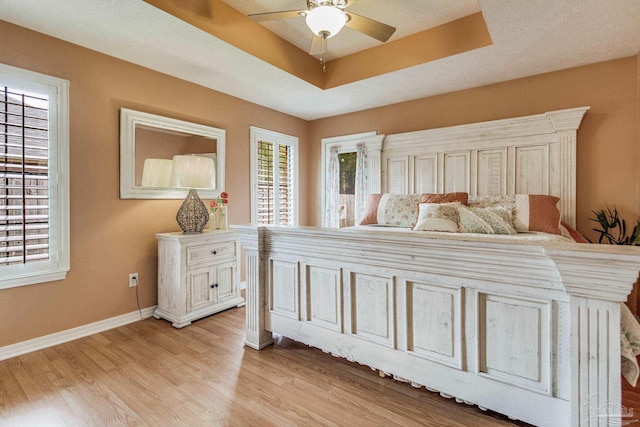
120 108 225 199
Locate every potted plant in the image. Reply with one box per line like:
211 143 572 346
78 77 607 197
590 206 640 246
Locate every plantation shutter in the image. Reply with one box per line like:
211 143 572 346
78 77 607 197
278 143 293 225
0 85 50 266
256 140 274 224
256 140 294 225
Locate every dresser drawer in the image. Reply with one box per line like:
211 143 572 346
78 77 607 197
187 241 235 265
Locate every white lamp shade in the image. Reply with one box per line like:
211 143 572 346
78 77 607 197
141 158 173 187
305 5 347 39
169 155 216 189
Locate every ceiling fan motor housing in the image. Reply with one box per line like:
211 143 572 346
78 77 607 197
307 0 348 10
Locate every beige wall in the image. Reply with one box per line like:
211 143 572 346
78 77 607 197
308 55 640 243
0 21 309 347
1 19 639 348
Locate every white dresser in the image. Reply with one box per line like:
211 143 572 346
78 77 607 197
154 230 245 328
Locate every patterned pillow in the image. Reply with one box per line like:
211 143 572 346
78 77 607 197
468 194 562 235
377 194 423 227
458 206 517 235
412 203 460 232
468 194 516 210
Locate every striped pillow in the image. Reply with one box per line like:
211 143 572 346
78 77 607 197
458 206 517 235
468 194 562 235
412 202 461 232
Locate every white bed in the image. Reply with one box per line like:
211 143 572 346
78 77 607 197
234 107 640 426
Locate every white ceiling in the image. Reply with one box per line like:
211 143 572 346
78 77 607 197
1 0 639 121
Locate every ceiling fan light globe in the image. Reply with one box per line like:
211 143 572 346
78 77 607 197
305 5 347 39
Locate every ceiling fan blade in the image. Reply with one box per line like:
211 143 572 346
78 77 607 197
248 9 307 23
169 0 211 17
345 12 396 42
338 0 361 9
309 34 328 57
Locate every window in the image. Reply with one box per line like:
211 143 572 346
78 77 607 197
336 152 357 227
0 64 70 289
321 132 382 227
250 127 298 225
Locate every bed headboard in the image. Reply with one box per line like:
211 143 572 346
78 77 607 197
381 107 589 227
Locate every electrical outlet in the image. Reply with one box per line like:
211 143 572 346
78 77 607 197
129 273 138 287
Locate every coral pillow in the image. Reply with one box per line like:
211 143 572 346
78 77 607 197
422 192 469 205
359 194 383 225
514 194 562 235
561 221 590 243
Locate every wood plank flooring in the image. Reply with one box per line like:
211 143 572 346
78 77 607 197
622 378 640 423
5 304 620 426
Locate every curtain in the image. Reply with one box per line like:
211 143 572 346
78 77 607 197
354 142 368 224
325 146 340 228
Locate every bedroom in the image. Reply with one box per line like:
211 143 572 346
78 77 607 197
1 0 640 425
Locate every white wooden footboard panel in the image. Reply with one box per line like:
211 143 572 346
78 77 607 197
235 225 640 426
269 313 571 426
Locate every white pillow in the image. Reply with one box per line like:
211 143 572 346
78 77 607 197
412 202 460 232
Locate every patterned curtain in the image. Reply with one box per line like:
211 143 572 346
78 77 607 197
354 142 368 224
324 146 340 228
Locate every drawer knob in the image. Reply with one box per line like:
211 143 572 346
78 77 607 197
212 250 217 255
210 283 218 288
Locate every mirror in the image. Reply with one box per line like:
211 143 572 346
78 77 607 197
120 108 225 199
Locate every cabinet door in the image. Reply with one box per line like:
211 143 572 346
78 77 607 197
188 266 215 312
215 260 237 303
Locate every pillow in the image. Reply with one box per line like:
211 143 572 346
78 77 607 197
468 194 515 210
469 194 562 235
359 194 383 225
514 194 562 235
358 192 467 227
377 194 423 227
561 221 590 243
422 192 469 205
458 206 517 235
412 202 460 232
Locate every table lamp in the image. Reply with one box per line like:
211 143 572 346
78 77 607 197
141 158 173 187
169 155 216 233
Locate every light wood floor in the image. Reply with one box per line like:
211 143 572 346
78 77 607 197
1 305 562 426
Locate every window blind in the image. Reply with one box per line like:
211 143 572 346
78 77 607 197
256 140 294 225
0 85 50 266
278 143 293 225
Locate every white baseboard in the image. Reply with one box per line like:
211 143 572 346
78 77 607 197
0 305 157 361
240 280 247 290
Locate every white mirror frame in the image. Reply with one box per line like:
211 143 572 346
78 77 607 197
119 108 225 199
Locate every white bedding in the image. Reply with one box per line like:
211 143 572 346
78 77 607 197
350 225 574 243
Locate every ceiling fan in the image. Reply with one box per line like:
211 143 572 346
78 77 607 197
248 0 396 58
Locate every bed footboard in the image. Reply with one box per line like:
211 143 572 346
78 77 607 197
235 225 640 426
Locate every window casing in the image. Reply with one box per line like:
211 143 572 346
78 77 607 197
250 127 298 225
0 64 70 289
